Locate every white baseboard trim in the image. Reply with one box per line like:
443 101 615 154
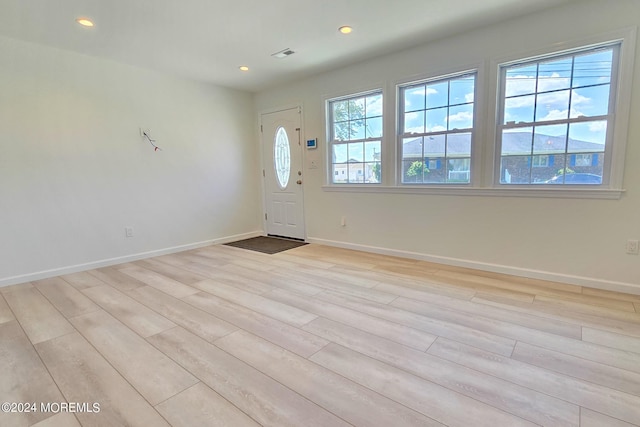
0 231 263 288
306 237 640 296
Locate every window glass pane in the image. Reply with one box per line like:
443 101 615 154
448 103 473 130
538 57 572 92
403 159 428 183
350 119 365 140
365 162 381 183
426 81 448 109
533 124 567 154
424 159 445 184
333 122 350 141
570 84 610 118
500 155 531 184
402 136 423 163
448 132 471 157
450 76 475 105
505 64 537 97
447 158 471 183
366 94 383 117
365 116 382 138
530 156 558 183
404 86 425 112
349 98 365 120
501 127 533 156
350 163 365 183
568 121 607 151
404 110 425 134
535 90 570 122
573 49 613 87
333 100 349 123
332 143 348 163
424 134 446 157
347 142 364 162
426 107 448 132
504 95 535 124
364 141 381 162
332 164 348 183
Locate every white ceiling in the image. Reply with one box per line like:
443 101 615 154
0 0 577 92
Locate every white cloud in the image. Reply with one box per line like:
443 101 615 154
540 109 569 121
465 92 474 102
505 75 536 97
539 107 588 122
427 125 447 132
589 121 607 132
506 90 590 111
426 87 438 95
405 125 424 134
505 73 577 97
448 111 473 123
538 73 570 92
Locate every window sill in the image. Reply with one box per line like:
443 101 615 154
321 184 625 199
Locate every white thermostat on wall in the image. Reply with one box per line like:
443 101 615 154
306 138 318 149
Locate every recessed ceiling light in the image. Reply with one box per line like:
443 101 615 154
239 66 249 72
339 26 353 34
76 18 94 27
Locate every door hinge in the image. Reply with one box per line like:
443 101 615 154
260 125 263 132
265 213 268 220
262 169 265 177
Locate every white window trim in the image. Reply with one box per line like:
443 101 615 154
397 69 478 186
322 27 634 200
324 86 385 185
486 26 636 193
321 184 623 199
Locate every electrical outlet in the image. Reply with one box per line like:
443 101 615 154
125 227 134 238
627 239 639 255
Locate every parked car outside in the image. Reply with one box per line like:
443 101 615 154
545 173 602 184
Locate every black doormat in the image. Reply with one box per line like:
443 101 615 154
224 236 308 254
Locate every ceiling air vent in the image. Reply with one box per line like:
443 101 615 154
271 48 295 59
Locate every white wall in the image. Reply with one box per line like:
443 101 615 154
255 0 640 293
0 35 261 286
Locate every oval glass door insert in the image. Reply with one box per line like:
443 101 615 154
274 126 291 189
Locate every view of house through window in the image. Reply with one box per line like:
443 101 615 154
399 72 476 184
498 44 616 185
324 40 626 192
328 91 382 184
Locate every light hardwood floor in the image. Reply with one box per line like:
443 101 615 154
1 243 639 426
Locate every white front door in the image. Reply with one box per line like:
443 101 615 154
261 107 305 240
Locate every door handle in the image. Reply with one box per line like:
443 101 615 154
296 180 302 185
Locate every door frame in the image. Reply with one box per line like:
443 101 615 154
258 104 306 240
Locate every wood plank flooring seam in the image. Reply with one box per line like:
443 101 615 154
65 310 199 416
142 336 257 427
209 338 369 427
428 338 640 425
147 326 351 427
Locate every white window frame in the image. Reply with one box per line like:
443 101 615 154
322 28 634 199
488 28 635 195
326 89 383 185
397 70 477 186
495 42 618 187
